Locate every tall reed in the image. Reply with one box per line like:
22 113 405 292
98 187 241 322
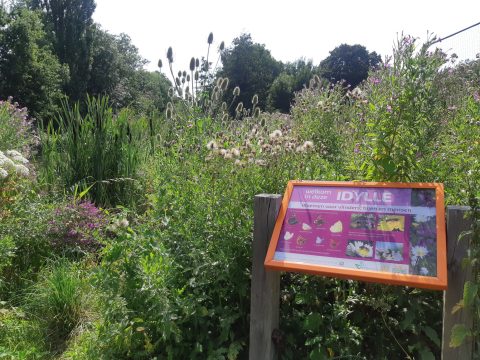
40 96 149 207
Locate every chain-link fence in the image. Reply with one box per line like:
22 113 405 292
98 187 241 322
430 21 480 62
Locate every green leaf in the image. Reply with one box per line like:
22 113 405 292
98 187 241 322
422 326 440 347
463 281 478 307
449 324 471 348
418 347 435 360
451 299 464 315
303 313 322 332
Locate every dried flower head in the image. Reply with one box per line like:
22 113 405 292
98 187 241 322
254 107 260 118
252 94 258 106
190 57 195 71
219 41 225 51
207 140 218 150
158 59 163 69
269 130 283 139
167 47 173 63
221 78 229 91
233 86 240 97
236 102 244 113
208 32 214 44
195 71 199 81
196 58 200 67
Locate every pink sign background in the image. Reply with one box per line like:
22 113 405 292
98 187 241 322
274 186 437 276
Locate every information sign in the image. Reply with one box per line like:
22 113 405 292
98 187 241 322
264 181 447 290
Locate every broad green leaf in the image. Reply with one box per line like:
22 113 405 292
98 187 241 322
419 347 435 360
449 324 471 348
451 299 464 315
463 281 478 307
423 326 441 347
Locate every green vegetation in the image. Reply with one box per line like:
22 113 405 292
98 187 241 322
1 1 480 357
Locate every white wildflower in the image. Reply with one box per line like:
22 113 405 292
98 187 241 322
302 141 314 150
0 154 15 169
119 219 129 228
11 154 28 164
14 164 29 177
6 150 22 158
0 168 8 179
269 130 282 140
411 245 428 258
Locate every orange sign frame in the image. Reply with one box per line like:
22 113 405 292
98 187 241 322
264 181 447 290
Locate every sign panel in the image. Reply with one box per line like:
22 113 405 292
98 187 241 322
264 181 447 290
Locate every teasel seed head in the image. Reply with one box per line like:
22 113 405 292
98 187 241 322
221 102 227 111
254 107 260 118
208 32 213 45
166 107 173 119
182 77 185 84
309 79 315 89
157 59 163 69
222 113 229 122
214 91 220 101
252 94 258 106
168 87 174 98
196 58 200 67
219 41 225 51
182 70 187 77
176 77 181 86
177 71 182 78
167 47 173 63
233 86 240 97
221 78 229 91
190 57 195 71
216 77 223 87
167 102 173 110
187 74 190 82
236 102 244 113
260 118 266 127
313 74 321 85
185 86 190 94
194 71 199 81
177 87 183 97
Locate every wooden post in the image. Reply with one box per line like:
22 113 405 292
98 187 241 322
442 206 474 360
249 194 282 360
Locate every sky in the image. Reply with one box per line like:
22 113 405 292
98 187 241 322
93 0 480 73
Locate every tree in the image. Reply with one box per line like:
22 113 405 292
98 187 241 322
220 33 281 112
267 59 317 112
31 0 96 100
0 7 68 120
320 44 382 88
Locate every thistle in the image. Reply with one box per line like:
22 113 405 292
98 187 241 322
221 78 229 91
236 102 244 113
167 47 173 63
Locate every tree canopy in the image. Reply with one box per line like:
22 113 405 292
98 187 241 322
320 44 382 88
220 33 282 112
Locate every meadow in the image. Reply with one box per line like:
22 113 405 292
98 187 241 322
1 36 480 359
